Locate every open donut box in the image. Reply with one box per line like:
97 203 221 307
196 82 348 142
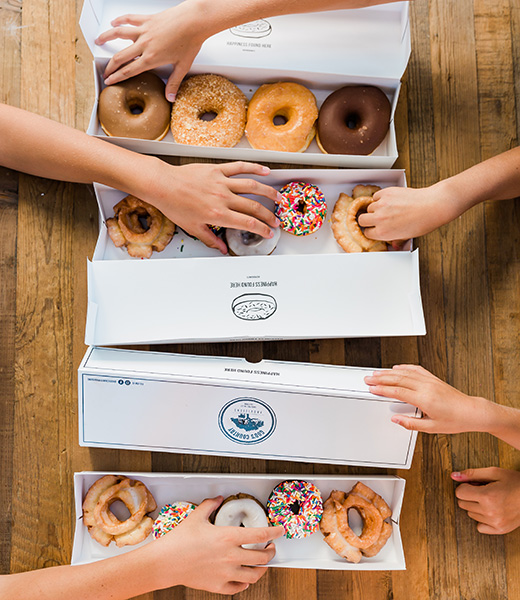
79 0 411 168
71 472 407 570
85 168 426 345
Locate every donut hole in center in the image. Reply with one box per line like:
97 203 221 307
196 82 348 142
108 500 132 521
199 110 218 122
356 207 369 234
273 113 288 126
345 112 361 130
347 508 364 536
297 200 307 214
128 101 144 115
289 501 300 515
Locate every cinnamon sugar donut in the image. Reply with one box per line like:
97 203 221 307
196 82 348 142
331 184 387 253
245 82 318 152
98 72 171 140
171 74 247 147
106 195 176 258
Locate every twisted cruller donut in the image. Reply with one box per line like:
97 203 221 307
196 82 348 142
331 184 387 253
171 74 247 147
106 195 176 258
320 482 392 563
83 475 157 548
98 72 171 140
246 82 318 152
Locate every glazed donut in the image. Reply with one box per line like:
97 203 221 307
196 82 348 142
246 82 318 152
276 181 327 236
267 480 323 539
83 475 157 548
98 72 171 140
214 493 270 550
153 502 197 539
320 483 392 563
317 86 391 155
331 185 387 253
106 195 176 259
171 74 247 147
225 227 281 256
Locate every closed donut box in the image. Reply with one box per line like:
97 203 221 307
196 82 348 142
71 472 407 570
85 168 425 346
79 0 410 168
78 346 419 469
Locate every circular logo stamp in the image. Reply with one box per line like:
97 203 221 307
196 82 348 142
230 19 272 39
218 397 276 445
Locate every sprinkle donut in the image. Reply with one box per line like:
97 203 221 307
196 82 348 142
276 182 327 236
171 74 247 147
153 502 197 539
98 72 171 140
267 480 323 539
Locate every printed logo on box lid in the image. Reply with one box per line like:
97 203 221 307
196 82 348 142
218 397 276 445
230 20 272 39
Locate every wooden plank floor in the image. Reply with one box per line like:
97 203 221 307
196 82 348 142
1 0 520 598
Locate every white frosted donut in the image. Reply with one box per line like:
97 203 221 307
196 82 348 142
225 227 281 256
214 493 270 549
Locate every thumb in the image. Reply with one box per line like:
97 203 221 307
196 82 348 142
192 496 224 521
165 63 189 102
391 414 434 433
451 467 500 484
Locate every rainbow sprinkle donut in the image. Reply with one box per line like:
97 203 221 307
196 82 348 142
267 480 323 539
275 181 327 236
152 502 197 539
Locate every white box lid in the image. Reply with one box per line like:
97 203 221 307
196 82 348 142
80 0 411 82
78 347 419 468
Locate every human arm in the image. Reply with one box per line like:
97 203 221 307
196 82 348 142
358 146 520 242
452 468 520 535
96 0 404 99
0 103 279 253
0 497 284 599
364 364 520 449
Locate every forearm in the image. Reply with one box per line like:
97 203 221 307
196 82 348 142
431 147 520 218
483 402 520 451
191 0 403 37
0 104 160 198
0 544 169 600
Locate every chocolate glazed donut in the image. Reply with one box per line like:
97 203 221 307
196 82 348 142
316 86 391 155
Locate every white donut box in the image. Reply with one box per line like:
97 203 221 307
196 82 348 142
85 168 425 345
78 346 419 469
71 472 407 570
79 0 411 168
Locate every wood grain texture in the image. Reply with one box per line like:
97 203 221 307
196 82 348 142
1 0 519 598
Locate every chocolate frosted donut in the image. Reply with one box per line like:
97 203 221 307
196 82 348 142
316 86 391 155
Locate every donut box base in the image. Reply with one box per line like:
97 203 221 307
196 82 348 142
78 347 419 469
71 472 407 570
80 0 410 168
85 169 426 346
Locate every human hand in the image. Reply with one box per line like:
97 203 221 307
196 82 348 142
357 185 460 246
137 160 280 254
95 3 209 101
150 496 284 595
452 467 520 534
364 364 492 434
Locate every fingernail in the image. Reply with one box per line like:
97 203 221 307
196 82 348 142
274 217 280 226
104 77 112 86
391 416 401 425
364 375 373 383
268 229 274 238
451 472 462 479
261 166 270 174
167 93 176 102
276 192 284 202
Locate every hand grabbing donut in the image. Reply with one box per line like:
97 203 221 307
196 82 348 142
357 185 464 246
452 468 520 535
149 496 285 595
